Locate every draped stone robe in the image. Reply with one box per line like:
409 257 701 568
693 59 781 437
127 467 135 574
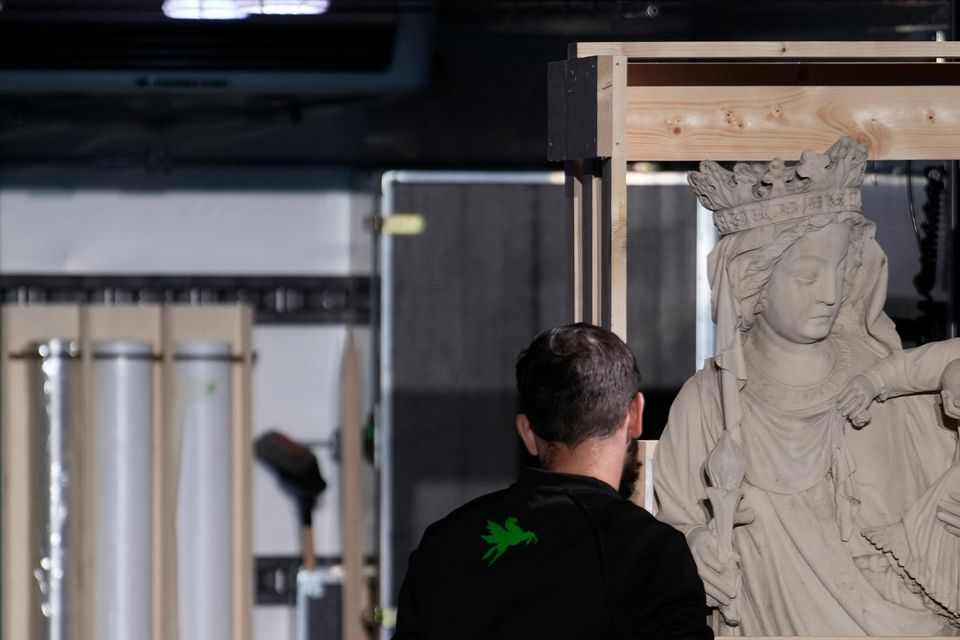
655 331 960 636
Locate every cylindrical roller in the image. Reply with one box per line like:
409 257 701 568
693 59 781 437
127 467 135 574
175 341 232 640
91 341 153 640
31 339 79 640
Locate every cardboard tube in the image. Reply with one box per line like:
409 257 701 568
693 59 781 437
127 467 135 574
175 341 232 640
31 339 79 640
91 341 153 640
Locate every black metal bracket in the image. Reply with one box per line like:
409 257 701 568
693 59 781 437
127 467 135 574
0 274 372 325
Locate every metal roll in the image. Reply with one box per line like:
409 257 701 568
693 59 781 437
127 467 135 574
31 339 79 640
175 341 232 640
91 341 153 640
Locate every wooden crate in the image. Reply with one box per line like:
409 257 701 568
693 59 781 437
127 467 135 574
547 41 960 340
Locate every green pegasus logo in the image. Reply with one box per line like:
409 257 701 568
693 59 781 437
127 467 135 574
481 517 539 567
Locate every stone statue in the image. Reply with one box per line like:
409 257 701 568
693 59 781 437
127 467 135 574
655 137 960 636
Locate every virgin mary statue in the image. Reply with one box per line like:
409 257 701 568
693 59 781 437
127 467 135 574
655 137 960 636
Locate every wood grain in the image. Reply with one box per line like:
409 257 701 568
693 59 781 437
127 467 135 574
566 160 585 323
624 85 960 161
340 330 366 640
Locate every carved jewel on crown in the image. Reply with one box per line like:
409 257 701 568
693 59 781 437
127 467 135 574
688 137 870 236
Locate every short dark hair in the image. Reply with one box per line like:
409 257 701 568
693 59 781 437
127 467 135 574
515 323 641 447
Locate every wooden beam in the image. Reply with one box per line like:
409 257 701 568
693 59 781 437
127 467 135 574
603 55 627 338
340 330 366 640
590 169 602 324
595 56 623 158
623 84 960 161
566 160 585 323
548 55 626 162
576 41 960 60
603 156 628 340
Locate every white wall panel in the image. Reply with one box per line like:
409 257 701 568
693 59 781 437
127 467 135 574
0 167 368 276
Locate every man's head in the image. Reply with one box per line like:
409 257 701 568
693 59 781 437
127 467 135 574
514 323 642 472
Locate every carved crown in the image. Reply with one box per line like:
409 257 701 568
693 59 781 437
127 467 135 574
688 137 869 235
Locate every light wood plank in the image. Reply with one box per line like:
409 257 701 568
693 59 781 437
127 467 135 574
158 308 178 640
590 170 603 324
567 161 585 323
596 56 616 157
234 306 254 640
340 330 366 640
595 56 627 341
576 41 960 60
624 84 960 161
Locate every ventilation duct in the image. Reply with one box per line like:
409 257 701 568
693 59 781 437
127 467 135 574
0 4 432 95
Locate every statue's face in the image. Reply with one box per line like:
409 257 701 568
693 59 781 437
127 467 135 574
759 223 851 344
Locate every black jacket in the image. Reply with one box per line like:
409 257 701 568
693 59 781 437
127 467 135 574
393 468 712 640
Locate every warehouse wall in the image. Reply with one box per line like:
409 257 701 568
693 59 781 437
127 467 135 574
0 166 373 640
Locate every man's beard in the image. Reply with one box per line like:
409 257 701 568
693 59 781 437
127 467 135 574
618 438 641 499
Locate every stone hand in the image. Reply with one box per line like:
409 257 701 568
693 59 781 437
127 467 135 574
734 500 755 526
942 390 960 421
687 526 740 608
836 374 879 426
937 492 960 537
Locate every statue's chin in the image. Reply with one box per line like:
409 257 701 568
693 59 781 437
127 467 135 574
796 317 838 343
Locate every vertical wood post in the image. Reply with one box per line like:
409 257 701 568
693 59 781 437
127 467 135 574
340 330 366 640
566 160 585 323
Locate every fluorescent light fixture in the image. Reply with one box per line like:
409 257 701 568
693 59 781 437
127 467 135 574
237 0 330 14
162 0 249 19
163 0 330 19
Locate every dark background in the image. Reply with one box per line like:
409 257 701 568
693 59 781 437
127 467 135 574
0 0 952 167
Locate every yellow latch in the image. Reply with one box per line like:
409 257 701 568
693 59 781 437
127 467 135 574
380 214 425 236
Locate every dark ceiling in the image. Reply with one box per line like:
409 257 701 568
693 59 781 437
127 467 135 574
0 0 953 169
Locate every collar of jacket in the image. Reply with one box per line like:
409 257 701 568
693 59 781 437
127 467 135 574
516 467 621 497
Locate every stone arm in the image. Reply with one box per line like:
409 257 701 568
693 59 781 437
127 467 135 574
655 371 723 536
655 369 743 609
859 338 960 401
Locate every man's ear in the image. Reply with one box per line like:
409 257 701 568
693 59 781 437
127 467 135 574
627 392 644 439
516 414 539 456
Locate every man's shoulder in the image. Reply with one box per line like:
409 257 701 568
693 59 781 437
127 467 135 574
600 494 679 534
418 486 515 544
580 493 690 557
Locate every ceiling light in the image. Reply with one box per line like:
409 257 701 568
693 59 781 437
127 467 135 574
162 0 330 20
162 0 249 19
237 0 330 15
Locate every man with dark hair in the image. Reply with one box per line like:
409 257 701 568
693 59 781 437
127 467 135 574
393 323 712 640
